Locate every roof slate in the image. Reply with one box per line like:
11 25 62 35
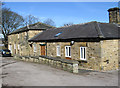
29 21 120 42
9 22 54 34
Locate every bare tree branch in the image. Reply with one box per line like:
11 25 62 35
63 22 73 27
2 8 24 47
43 18 55 26
24 14 40 26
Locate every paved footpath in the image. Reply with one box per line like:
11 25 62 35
0 57 118 86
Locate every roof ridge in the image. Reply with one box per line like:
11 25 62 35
55 21 98 29
95 22 105 38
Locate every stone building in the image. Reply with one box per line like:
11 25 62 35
8 22 53 56
108 7 120 24
29 21 120 71
0 38 6 49
8 7 120 71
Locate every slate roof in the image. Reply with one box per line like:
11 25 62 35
9 22 54 35
29 21 120 42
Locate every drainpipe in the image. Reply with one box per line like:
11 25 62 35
45 41 47 56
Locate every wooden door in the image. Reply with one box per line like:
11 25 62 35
41 46 45 56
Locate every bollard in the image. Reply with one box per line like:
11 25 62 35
73 63 78 73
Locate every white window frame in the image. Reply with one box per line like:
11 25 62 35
9 45 12 53
80 47 87 60
65 46 71 57
33 44 37 52
25 32 27 36
18 34 19 39
18 44 20 50
56 46 61 56
14 44 16 49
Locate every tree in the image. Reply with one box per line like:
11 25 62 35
0 2 2 38
43 18 55 26
24 14 40 26
2 8 24 47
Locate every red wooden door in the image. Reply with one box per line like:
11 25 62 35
41 46 45 56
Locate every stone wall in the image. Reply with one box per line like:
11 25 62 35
28 30 43 39
118 40 120 64
46 40 119 71
8 30 43 56
100 40 119 71
46 42 101 71
14 55 79 74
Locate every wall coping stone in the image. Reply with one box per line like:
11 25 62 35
39 56 79 64
30 56 39 59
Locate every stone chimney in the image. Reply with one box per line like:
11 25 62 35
108 7 120 23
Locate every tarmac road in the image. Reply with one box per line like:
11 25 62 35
0 57 119 86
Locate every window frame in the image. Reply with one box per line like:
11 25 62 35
18 34 19 39
56 46 61 56
18 44 20 50
14 44 16 49
33 44 37 52
9 45 12 53
25 32 27 36
80 47 87 60
65 46 71 58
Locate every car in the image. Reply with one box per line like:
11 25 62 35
1 49 11 57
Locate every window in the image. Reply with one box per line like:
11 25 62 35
65 46 71 57
25 32 27 36
56 46 61 56
80 47 86 60
18 44 20 50
54 32 62 37
33 44 37 52
14 44 16 49
9 45 12 53
18 34 19 39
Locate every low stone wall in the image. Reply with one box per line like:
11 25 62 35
14 55 79 74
